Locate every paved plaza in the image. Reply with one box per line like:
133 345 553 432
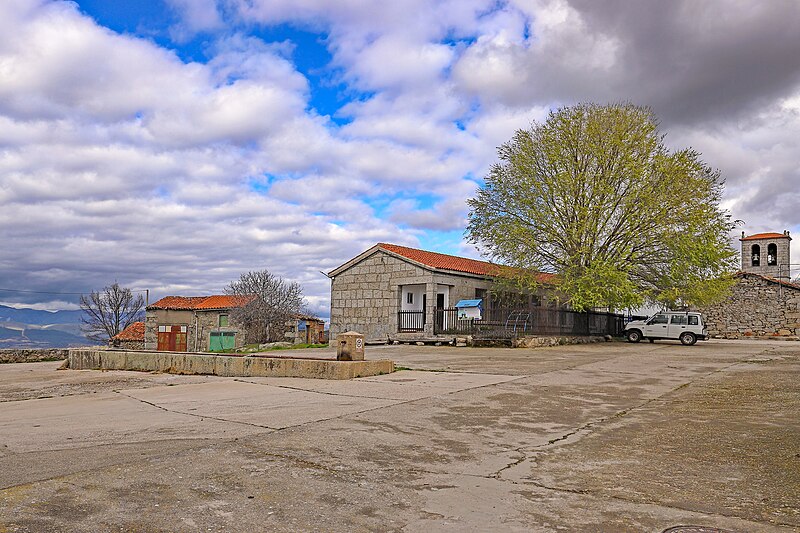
1 340 798 532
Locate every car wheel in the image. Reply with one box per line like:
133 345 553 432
626 330 641 343
680 332 697 346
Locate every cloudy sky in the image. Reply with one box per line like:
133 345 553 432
1 0 799 317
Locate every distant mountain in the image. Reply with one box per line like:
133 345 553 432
0 305 98 349
0 325 96 349
0 305 83 325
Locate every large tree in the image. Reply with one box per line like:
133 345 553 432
226 270 305 343
80 283 145 342
467 103 738 311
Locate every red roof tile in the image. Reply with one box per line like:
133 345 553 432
148 294 254 310
113 321 145 341
741 232 789 241
377 243 556 283
195 295 254 309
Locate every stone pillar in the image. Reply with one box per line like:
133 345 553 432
337 331 365 361
424 282 436 337
144 311 158 350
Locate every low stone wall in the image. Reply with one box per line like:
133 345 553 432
67 349 394 380
513 335 608 348
0 348 70 364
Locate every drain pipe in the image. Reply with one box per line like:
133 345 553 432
194 312 199 352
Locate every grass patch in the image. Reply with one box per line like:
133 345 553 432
209 343 329 354
263 343 329 351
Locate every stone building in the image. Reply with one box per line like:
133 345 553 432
285 315 326 344
328 243 554 343
699 230 799 338
110 321 145 350
144 295 252 352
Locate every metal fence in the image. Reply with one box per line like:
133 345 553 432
398 310 425 332
432 307 628 338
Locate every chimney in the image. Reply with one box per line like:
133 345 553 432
741 231 745 239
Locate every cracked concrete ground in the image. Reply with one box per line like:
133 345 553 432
0 340 798 532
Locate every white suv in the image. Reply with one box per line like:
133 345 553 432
624 311 708 346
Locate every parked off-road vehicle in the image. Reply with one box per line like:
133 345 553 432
624 311 708 346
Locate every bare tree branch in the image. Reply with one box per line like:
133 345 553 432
225 270 306 344
80 283 145 342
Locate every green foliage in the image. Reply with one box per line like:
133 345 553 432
467 103 738 311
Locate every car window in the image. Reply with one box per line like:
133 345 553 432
649 315 668 325
688 315 699 326
670 315 687 325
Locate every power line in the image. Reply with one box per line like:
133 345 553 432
0 287 148 296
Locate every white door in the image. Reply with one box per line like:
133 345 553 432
668 314 688 339
643 314 669 338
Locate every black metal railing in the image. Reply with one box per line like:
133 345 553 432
433 307 628 337
398 310 425 331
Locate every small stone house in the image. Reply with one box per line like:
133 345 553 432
699 230 800 338
145 295 252 352
328 243 554 343
285 315 326 344
110 321 145 350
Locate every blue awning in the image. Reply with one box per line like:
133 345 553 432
455 299 483 308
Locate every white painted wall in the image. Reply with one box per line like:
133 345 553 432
401 284 426 311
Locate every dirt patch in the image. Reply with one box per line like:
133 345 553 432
527 358 800 527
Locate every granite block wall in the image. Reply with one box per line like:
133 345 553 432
699 274 800 338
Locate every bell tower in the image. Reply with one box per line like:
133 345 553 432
740 230 791 281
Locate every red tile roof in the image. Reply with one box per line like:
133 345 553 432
741 232 789 241
113 321 145 341
148 294 254 310
377 243 556 283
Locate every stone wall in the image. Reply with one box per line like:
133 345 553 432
145 309 244 352
195 310 245 351
0 348 70 364
698 274 800 338
330 251 426 343
113 339 145 350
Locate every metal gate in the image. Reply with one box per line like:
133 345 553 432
209 331 235 351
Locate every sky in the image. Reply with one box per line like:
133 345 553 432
1 0 799 318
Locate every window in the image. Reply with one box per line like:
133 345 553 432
649 314 669 325
219 314 229 327
670 315 687 325
688 315 699 326
767 243 777 266
406 292 413 304
751 244 760 266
